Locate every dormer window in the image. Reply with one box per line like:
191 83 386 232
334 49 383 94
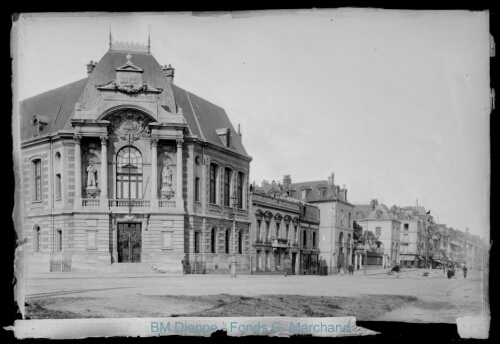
31 115 50 137
216 128 231 148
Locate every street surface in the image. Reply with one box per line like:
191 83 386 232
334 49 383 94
24 268 486 323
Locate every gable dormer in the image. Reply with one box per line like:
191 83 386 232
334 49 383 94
31 115 50 136
216 128 232 148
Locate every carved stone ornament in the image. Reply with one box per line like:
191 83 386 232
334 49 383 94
73 133 82 144
100 135 108 145
109 110 151 141
375 210 383 219
109 80 148 94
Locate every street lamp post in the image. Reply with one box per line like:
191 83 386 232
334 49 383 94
230 191 238 277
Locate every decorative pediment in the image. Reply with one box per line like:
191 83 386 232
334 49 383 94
96 54 162 95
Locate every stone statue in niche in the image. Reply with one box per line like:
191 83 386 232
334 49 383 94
87 162 97 187
160 161 175 200
85 160 100 199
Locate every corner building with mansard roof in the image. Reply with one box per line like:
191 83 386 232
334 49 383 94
19 40 252 274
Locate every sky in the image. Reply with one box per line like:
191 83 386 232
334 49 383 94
12 10 490 239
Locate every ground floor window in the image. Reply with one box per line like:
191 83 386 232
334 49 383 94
56 229 62 252
194 232 200 253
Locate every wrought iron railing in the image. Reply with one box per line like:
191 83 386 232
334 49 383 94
108 199 151 208
272 238 290 248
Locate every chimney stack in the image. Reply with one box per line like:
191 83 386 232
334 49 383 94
327 172 334 197
163 64 175 84
283 175 291 189
86 60 97 75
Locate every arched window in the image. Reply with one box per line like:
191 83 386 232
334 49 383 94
209 164 218 204
34 226 41 252
237 172 244 208
116 147 143 199
348 213 351 228
32 159 42 201
211 228 216 253
56 229 62 252
224 168 231 206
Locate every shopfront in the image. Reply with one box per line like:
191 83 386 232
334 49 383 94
300 250 319 275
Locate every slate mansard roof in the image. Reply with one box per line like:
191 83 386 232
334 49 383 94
19 49 249 156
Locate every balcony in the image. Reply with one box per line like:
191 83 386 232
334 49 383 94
158 200 176 208
272 238 290 248
109 199 151 208
80 198 180 211
82 198 100 207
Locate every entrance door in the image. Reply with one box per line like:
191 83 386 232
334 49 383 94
118 223 142 263
291 253 296 275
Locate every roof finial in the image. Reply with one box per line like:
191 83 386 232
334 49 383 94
109 24 112 50
148 26 151 53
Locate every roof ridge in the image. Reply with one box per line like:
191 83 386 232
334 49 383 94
185 89 205 140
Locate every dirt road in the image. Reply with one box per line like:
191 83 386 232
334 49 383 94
24 268 486 323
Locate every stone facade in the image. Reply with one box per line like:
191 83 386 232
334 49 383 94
20 42 252 274
250 180 320 275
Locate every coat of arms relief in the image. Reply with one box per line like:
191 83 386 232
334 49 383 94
109 111 151 141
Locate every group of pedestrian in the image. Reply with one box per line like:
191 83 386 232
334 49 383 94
444 263 468 279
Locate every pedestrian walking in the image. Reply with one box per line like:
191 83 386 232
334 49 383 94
181 255 189 275
463 266 468 279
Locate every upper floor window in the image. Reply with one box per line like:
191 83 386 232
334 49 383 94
224 168 231 207
348 213 351 228
312 232 317 248
116 147 143 199
340 210 344 226
32 159 42 202
210 164 218 204
237 172 244 208
195 177 200 202
375 227 381 236
302 230 307 247
404 223 409 231
226 129 231 148
55 173 62 200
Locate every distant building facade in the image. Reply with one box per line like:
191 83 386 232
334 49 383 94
286 173 354 274
250 178 320 275
354 200 401 267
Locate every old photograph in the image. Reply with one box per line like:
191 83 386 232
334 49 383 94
10 10 490 339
